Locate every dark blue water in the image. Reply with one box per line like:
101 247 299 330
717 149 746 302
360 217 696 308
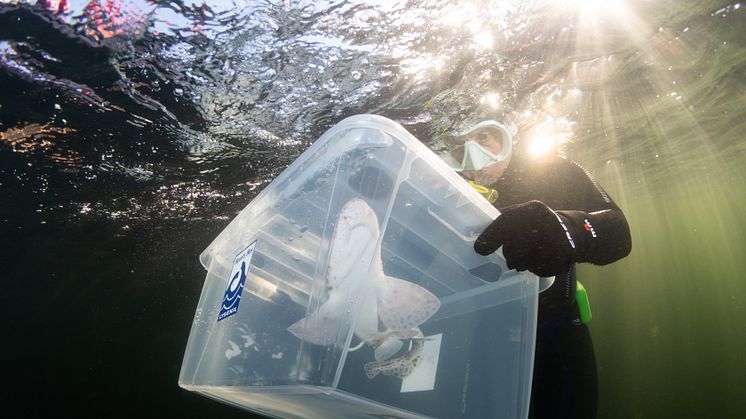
3 1 746 418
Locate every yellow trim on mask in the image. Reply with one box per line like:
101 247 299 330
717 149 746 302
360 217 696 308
467 180 499 204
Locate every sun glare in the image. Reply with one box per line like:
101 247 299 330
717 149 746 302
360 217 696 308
480 92 501 109
558 0 628 17
553 0 643 43
522 116 574 159
527 136 555 158
472 30 495 49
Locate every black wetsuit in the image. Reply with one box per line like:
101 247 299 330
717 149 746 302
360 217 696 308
488 155 632 419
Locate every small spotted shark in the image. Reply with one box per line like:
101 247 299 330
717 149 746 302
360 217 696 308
287 198 440 379
364 329 428 379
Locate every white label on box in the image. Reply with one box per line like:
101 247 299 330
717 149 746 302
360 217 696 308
401 333 442 393
217 241 257 321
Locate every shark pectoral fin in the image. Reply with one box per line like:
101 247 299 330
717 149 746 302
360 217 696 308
378 275 441 331
287 302 349 346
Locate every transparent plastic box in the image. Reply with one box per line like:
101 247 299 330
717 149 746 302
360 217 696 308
179 115 539 419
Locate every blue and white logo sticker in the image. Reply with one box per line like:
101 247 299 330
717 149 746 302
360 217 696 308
217 241 257 322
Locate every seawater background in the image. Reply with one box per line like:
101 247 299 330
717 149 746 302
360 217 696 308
1 0 744 418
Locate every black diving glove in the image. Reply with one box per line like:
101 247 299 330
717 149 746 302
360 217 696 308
474 200 581 277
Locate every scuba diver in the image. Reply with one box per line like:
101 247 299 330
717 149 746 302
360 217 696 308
439 118 632 419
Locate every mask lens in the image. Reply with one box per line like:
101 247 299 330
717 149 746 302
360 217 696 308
473 128 503 150
446 143 465 163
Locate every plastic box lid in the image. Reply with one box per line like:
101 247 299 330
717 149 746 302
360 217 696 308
179 115 538 419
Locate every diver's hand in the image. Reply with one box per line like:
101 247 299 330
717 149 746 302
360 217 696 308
474 200 577 277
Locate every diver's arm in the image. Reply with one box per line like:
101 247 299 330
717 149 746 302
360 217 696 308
475 159 632 277
553 161 632 266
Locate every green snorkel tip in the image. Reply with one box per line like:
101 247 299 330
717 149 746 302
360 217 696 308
576 281 592 324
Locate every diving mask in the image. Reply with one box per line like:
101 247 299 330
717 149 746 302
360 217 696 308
440 120 513 172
